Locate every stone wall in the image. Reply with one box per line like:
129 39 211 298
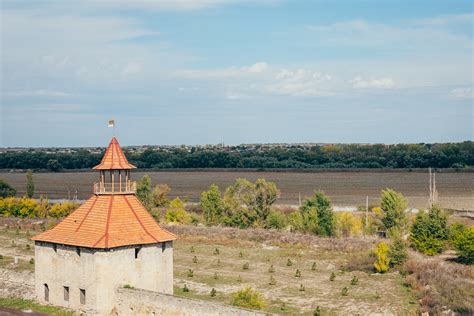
114 287 268 316
35 241 173 315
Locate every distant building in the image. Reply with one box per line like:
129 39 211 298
31 137 177 314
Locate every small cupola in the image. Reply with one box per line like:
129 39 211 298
92 137 137 195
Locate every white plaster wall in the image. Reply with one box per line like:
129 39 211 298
34 242 96 314
35 241 174 315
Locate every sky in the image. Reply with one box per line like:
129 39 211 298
1 0 473 147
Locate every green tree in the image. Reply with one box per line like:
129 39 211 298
200 184 224 225
152 184 171 207
136 175 152 209
46 159 62 171
26 169 34 198
266 210 287 230
254 179 279 221
380 189 407 231
0 180 16 198
300 191 334 236
451 225 474 263
165 197 191 224
410 205 448 255
388 231 408 267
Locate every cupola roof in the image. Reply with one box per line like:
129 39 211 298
93 137 136 170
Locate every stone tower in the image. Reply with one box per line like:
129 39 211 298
31 137 176 314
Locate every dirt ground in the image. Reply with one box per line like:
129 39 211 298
1 170 473 211
0 224 418 315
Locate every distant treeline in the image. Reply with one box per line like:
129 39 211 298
1 142 473 170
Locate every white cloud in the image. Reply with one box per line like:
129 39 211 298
413 13 474 26
246 62 268 73
350 76 395 89
450 87 473 99
6 90 71 97
121 62 144 76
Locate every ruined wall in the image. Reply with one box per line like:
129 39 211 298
114 287 267 316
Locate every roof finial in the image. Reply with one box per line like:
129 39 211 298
108 119 115 137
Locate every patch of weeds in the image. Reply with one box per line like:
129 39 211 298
351 275 359 285
187 269 194 277
313 306 321 316
341 287 348 296
182 284 190 292
268 264 275 273
0 297 74 315
123 284 134 289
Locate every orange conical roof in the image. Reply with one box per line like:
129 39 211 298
93 137 136 170
31 195 177 248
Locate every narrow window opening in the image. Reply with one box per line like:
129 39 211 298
76 247 81 256
63 286 69 301
134 247 141 259
44 284 49 302
161 242 166 252
53 244 57 253
80 289 86 305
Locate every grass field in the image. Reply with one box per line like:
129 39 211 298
1 170 473 210
0 224 419 315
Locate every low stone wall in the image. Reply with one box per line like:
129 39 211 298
114 287 269 316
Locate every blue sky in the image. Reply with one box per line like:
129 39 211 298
1 0 473 147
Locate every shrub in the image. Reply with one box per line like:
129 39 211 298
269 275 276 285
350 276 358 285
123 284 133 289
182 284 189 292
313 306 321 316
29 258 34 264
266 210 287 230
268 264 275 273
210 288 217 297
294 269 301 278
388 232 408 267
342 251 374 273
152 184 171 208
165 198 192 224
335 212 363 237
0 180 16 198
330 272 336 281
451 225 474 263
230 287 265 310
374 242 389 273
187 269 194 277
410 206 448 255
287 211 304 232
286 258 293 266
380 189 407 231
341 287 348 296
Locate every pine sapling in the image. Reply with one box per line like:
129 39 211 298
330 272 336 281
287 258 293 266
295 269 302 278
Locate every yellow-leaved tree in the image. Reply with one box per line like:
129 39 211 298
374 241 389 273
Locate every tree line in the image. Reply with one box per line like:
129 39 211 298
1 141 473 170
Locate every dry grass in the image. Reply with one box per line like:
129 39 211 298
402 251 474 314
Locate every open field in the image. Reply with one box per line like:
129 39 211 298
0 224 418 315
1 170 473 210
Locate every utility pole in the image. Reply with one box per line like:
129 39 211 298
365 196 369 229
298 192 302 207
